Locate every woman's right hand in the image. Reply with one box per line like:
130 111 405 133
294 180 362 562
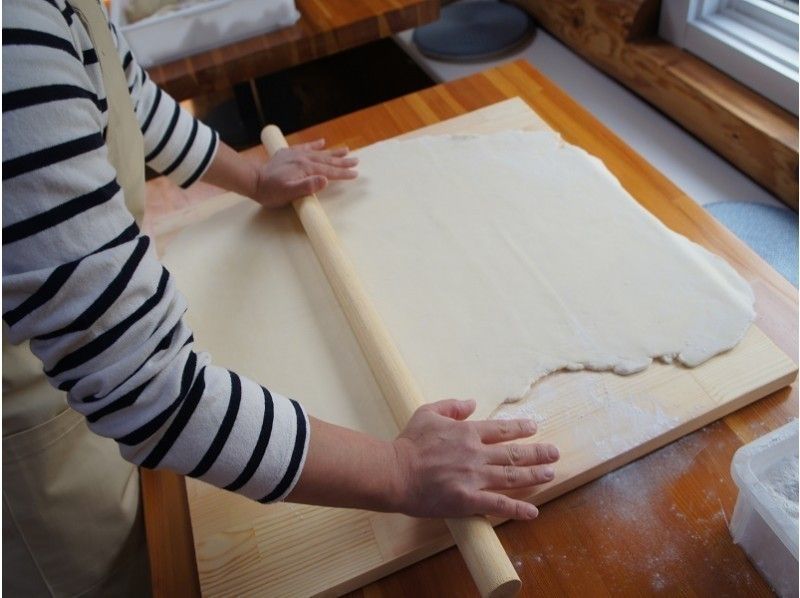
391 399 560 520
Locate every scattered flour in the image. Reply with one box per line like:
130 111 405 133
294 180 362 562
492 368 680 461
588 395 680 460
762 454 799 523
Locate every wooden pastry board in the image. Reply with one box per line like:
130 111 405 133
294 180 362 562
167 99 797 597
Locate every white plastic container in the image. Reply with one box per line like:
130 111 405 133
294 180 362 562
730 419 799 597
110 0 300 68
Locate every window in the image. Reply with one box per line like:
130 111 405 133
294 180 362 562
660 0 799 114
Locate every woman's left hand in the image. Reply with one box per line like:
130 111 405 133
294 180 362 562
253 138 358 209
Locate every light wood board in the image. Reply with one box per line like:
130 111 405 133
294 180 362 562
175 99 797 597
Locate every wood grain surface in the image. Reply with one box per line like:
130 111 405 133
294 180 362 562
147 0 438 102
514 0 799 209
141 466 201 597
142 60 799 597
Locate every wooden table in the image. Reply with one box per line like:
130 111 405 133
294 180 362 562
142 60 798 596
146 0 438 102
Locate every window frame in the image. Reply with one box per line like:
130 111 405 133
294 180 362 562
660 0 799 114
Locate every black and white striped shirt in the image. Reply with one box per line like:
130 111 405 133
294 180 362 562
3 0 309 503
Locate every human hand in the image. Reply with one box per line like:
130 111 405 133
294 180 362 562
253 138 358 208
392 399 560 520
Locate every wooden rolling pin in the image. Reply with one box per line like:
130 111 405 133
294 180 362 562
261 126 522 598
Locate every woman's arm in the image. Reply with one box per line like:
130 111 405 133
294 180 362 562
290 400 559 520
201 137 358 208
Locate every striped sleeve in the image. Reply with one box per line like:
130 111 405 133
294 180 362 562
1 0 308 503
109 18 218 188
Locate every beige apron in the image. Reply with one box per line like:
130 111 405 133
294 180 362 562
3 1 149 595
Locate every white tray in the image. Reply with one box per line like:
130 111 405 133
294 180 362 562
731 419 799 597
111 0 300 68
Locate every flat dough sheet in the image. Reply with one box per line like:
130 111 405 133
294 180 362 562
162 131 754 431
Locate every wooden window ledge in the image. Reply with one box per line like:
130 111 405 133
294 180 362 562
514 0 798 209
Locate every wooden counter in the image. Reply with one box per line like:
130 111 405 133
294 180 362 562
147 0 439 102
142 60 798 597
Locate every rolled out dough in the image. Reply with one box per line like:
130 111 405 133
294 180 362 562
162 131 754 433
